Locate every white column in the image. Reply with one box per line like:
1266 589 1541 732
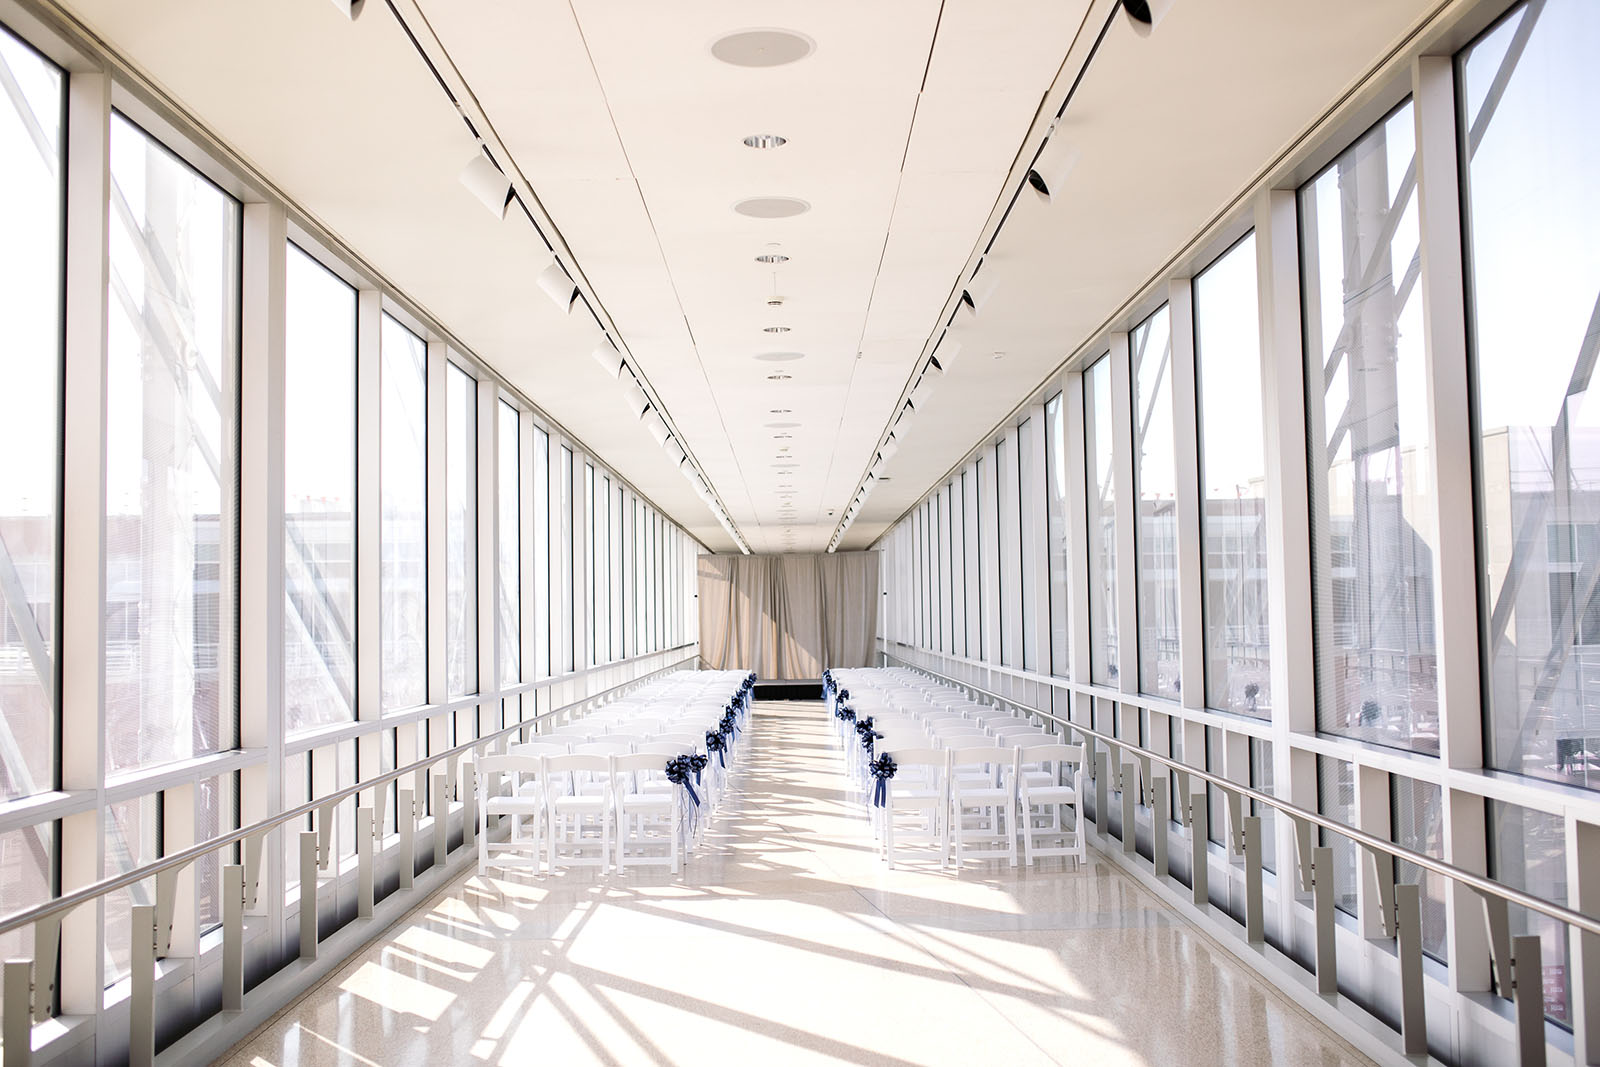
477 378 499 737
518 410 536 722
1108 332 1140 748
1413 52 1492 992
238 201 286 930
1167 278 1206 715
423 341 448 767
978 445 1002 667
58 68 111 1017
1062 372 1092 717
355 290 383 796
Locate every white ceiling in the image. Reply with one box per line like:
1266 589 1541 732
57 0 1437 553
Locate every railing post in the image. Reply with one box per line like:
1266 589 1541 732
462 759 477 849
1511 935 1546 1067
1314 845 1337 995
1190 794 1209 907
1094 748 1110 837
317 802 336 873
129 904 156 1067
433 771 449 868
221 864 244 1011
1120 755 1138 855
298 831 318 960
1244 815 1264 944
1151 777 1169 879
5 959 33 1067
1483 892 1514 995
1226 789 1245 857
357 806 374 919
31 917 58 1025
1396 884 1427 1056
397 787 415 890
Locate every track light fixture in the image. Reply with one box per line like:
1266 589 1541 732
590 339 624 378
959 261 1002 317
880 431 900 461
643 408 671 447
460 151 513 220
665 438 686 467
537 260 580 313
329 0 365 19
1026 132 1081 205
619 375 650 418
1122 0 1177 36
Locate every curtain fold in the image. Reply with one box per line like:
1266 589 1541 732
696 552 878 678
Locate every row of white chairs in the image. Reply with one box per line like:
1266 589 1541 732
475 670 753 876
824 667 1087 869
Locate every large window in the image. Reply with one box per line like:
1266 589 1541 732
1488 799 1570 1024
445 364 476 697
1195 234 1270 718
498 402 520 686
283 245 356 733
1084 355 1118 685
1132 307 1180 700
1462 0 1600 788
1303 103 1438 754
381 315 427 711
104 114 240 775
0 29 63 805
1045 396 1070 677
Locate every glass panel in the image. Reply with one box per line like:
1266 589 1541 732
585 464 596 666
997 439 1017 666
1195 234 1270 718
1133 307 1181 700
103 115 239 776
446 365 477 697
1247 738 1275 873
0 823 52 1010
1390 776 1447 962
1302 102 1438 754
1461 0 1600 788
0 28 63 802
104 793 158 986
1316 755 1358 917
381 315 426 711
283 246 355 733
1085 355 1119 685
1488 799 1571 1025
533 428 550 678
965 467 981 657
498 402 520 685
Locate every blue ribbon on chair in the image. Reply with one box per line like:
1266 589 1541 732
869 754 897 808
705 730 727 767
855 716 881 760
838 707 856 724
688 752 707 785
664 755 700 807
720 710 738 739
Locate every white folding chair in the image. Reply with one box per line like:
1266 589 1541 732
878 747 949 869
947 746 1018 867
545 754 613 871
613 753 681 874
1017 744 1087 867
477 754 546 875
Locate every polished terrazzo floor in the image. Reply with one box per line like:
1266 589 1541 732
221 702 1373 1067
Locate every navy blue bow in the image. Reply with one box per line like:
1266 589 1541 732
688 752 707 785
869 754 897 807
705 730 727 767
664 755 700 807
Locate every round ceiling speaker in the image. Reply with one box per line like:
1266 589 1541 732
734 197 810 219
710 29 815 68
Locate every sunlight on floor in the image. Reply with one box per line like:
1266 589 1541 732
221 703 1373 1067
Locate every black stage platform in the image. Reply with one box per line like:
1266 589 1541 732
752 679 823 702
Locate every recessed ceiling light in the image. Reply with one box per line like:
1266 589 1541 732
769 409 791 415
754 351 802 362
755 253 790 265
773 433 792 440
763 326 791 334
735 197 810 219
766 372 792 381
743 134 787 149
879 476 892 482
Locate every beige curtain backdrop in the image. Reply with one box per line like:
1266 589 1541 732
697 552 879 679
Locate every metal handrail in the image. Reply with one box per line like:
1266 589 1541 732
882 654 1600 940
0 653 700 938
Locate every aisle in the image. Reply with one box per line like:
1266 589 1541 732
222 703 1372 1066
